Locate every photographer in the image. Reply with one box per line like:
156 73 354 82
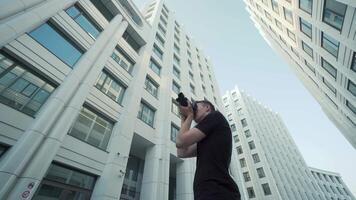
175 93 241 200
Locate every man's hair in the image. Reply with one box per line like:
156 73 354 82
196 100 215 112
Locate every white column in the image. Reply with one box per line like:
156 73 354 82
0 0 78 47
176 159 195 200
0 15 126 200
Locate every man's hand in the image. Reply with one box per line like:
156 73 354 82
179 102 194 119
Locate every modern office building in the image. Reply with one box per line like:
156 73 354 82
243 0 356 149
223 86 329 200
0 0 230 200
310 167 356 200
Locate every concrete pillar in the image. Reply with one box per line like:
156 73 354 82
0 0 78 48
230 149 247 200
0 0 46 21
0 15 126 200
176 159 195 200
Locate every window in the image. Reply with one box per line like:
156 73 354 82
252 153 260 163
174 34 180 43
265 11 272 21
257 167 266 178
351 52 356 72
190 84 195 95
322 77 336 94
0 144 9 158
171 123 179 142
111 47 135 73
171 99 180 116
158 23 166 35
187 50 192 58
202 85 206 94
122 31 141 52
174 55 180 66
245 130 251 138
322 0 347 31
90 0 114 21
138 101 155 127
283 7 293 24
153 44 163 60
237 146 243 154
231 124 237 132
189 71 194 81
121 156 144 199
200 73 204 82
243 172 251 182
29 22 84 67
271 0 279 13
247 187 256 198
275 19 283 30
287 29 296 42
248 141 256 150
160 15 167 26
68 106 113 150
188 60 193 69
33 163 96 199
299 0 312 14
300 18 312 38
0 53 55 116
155 34 165 47
240 158 246 167
321 32 339 58
66 4 102 39
321 58 337 79
173 66 180 79
347 80 356 97
305 60 315 74
149 58 161 76
95 70 126 104
262 183 272 195
172 81 180 94
145 76 159 98
174 27 180 35
241 119 248 127
302 41 313 58
174 44 180 54
233 135 239 143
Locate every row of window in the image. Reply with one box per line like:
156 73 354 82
247 183 272 198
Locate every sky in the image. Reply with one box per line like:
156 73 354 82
132 0 356 195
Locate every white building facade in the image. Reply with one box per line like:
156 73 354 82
0 0 232 200
223 87 329 200
243 0 356 149
310 167 356 200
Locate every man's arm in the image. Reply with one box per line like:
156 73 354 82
177 143 197 158
176 113 205 149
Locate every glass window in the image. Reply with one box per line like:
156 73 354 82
95 70 126 104
321 58 337 79
0 53 55 116
0 144 9 158
155 33 165 47
90 0 114 21
300 18 312 38
240 158 246 168
233 135 239 143
171 123 179 142
237 146 243 154
322 0 347 31
174 55 180 66
160 15 167 26
158 23 166 35
153 44 163 60
29 22 84 67
275 19 283 30
120 155 144 199
174 43 180 54
66 4 102 39
302 41 313 58
243 172 251 182
247 187 256 198
283 7 293 24
231 124 237 132
245 130 251 138
252 153 260 163
111 47 135 74
322 77 336 95
171 99 180 116
299 0 312 14
287 29 296 42
145 76 159 98
68 106 113 150
271 0 279 13
305 60 315 74
162 9 168 19
262 183 272 195
122 31 141 53
190 84 195 95
149 58 161 76
172 81 180 94
257 167 266 178
34 163 95 199
189 71 194 81
347 80 356 97
248 141 256 150
138 101 155 127
173 66 180 79
321 32 339 58
351 52 356 72
202 85 206 94
241 119 248 127
265 11 272 21
174 34 180 43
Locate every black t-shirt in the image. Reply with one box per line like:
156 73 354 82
194 111 241 200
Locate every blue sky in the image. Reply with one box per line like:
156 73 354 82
133 0 356 195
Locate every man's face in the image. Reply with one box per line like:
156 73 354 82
194 102 211 123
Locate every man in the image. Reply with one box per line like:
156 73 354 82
176 100 241 200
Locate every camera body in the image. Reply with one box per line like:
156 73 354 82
176 92 198 116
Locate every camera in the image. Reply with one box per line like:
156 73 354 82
175 92 198 116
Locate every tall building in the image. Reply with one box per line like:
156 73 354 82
223 86 328 200
243 0 356 149
0 0 230 200
309 167 356 200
